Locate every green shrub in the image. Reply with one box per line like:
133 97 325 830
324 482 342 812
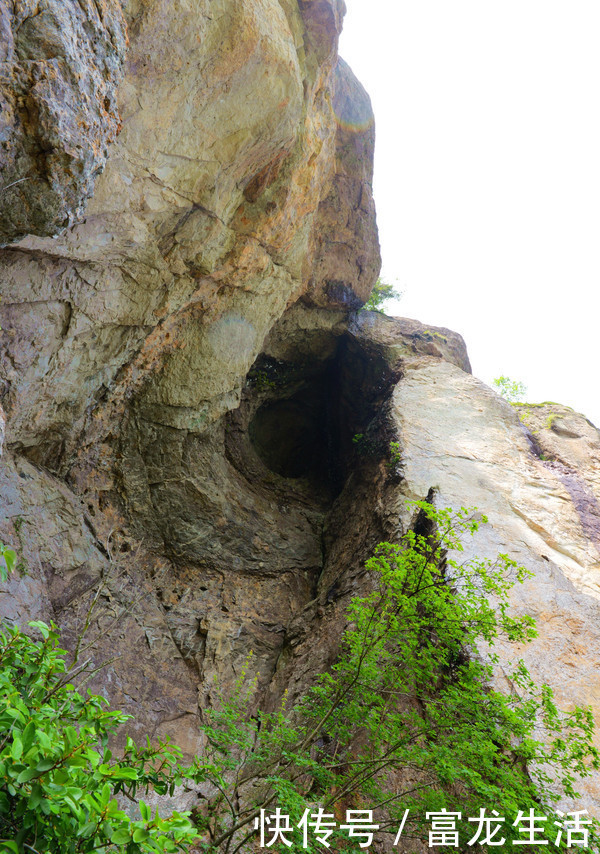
192 502 599 850
0 622 201 853
362 278 402 313
493 375 527 403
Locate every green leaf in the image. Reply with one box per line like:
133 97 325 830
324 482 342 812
0 548 16 575
64 725 78 748
16 767 39 783
110 828 131 844
27 620 50 639
37 730 51 750
86 748 101 768
27 785 44 809
112 766 138 780
21 720 36 753
11 737 23 761
77 821 98 838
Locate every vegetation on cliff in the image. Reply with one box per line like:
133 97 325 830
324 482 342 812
0 502 598 852
493 375 528 404
194 502 599 851
0 621 199 853
362 278 402 313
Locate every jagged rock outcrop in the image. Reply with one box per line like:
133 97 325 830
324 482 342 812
1 0 600 831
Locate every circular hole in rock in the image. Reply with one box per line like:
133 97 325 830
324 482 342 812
249 391 329 479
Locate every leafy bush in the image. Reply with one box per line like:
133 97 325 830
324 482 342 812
0 621 201 853
362 278 402 313
192 502 599 850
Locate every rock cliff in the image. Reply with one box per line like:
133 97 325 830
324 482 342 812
1 0 600 832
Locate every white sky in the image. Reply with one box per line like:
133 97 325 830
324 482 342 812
339 1 600 427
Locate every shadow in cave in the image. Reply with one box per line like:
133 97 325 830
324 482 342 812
228 332 400 510
247 360 342 496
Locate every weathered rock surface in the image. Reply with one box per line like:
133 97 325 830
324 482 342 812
0 306 471 745
1 0 600 833
516 401 600 555
389 361 600 810
0 0 379 462
0 0 127 244
0 0 383 764
304 58 380 308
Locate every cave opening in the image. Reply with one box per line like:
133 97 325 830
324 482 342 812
248 382 334 481
228 330 400 509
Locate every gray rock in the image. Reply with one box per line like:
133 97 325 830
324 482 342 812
0 0 127 244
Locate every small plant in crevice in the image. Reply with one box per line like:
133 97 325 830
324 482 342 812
11 516 28 576
248 369 276 393
351 431 369 455
0 542 16 581
351 429 385 460
421 328 448 343
246 359 284 394
352 433 378 457
514 406 558 464
515 403 535 432
386 440 401 471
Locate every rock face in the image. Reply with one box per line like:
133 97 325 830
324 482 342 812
1 0 600 831
0 0 380 461
0 0 127 244
0 0 382 759
388 362 600 811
